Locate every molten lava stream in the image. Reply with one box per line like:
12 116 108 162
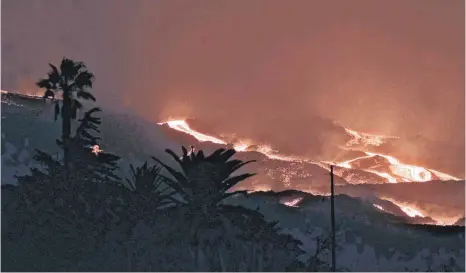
381 198 424 218
159 119 461 184
159 119 305 162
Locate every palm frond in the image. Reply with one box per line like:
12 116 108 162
36 78 52 89
218 149 237 163
164 148 194 176
60 58 84 80
154 146 256 209
47 63 60 83
126 162 163 194
44 89 55 99
74 71 95 90
221 173 256 192
196 150 205 160
72 99 83 110
75 90 96 101
151 156 189 188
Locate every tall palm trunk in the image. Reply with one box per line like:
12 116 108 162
62 88 72 180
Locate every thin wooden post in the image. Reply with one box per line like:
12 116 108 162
330 165 336 271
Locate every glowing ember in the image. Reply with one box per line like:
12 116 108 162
91 145 103 155
283 197 303 207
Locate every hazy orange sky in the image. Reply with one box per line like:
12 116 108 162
2 0 465 176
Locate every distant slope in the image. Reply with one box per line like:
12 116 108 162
225 190 465 271
335 180 465 224
1 92 180 184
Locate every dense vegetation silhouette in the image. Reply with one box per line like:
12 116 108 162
1 58 314 271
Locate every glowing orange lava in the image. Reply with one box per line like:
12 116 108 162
336 128 461 183
159 120 227 145
159 120 306 162
382 198 425 218
343 127 399 147
159 119 461 185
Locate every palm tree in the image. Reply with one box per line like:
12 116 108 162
152 146 257 243
36 58 96 177
125 162 174 219
152 146 255 213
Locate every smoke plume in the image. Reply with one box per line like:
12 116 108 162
2 0 464 176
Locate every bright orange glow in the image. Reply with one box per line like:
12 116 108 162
383 198 425 218
233 142 250 152
160 119 461 185
160 119 306 162
335 154 373 168
250 185 272 192
337 128 461 183
159 120 227 145
365 169 397 183
343 127 399 147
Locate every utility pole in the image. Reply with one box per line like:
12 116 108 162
330 165 336 272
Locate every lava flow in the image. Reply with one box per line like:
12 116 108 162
335 128 460 183
159 120 306 162
159 119 460 184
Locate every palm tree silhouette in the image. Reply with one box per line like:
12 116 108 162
36 58 96 177
153 146 255 213
152 146 256 240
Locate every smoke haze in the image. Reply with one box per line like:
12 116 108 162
2 0 464 176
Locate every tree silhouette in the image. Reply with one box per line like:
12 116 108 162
16 107 120 202
36 58 96 177
152 146 261 251
67 107 120 185
152 146 255 213
124 162 175 223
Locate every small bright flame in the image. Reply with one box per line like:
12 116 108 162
91 145 103 155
